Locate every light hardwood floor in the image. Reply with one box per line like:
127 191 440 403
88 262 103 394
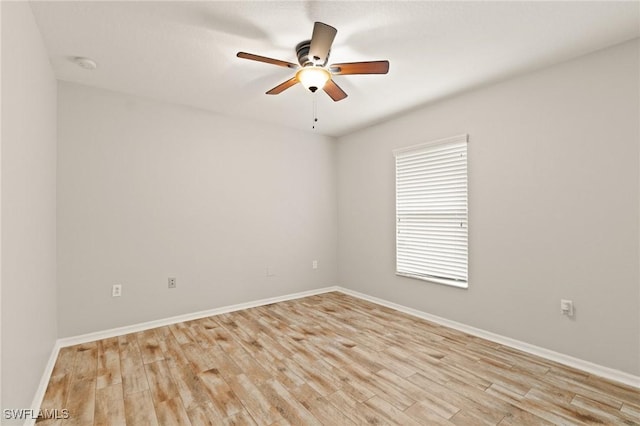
37 292 639 425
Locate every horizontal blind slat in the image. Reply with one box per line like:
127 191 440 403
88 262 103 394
397 260 467 275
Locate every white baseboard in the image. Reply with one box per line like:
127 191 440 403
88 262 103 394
57 286 340 348
32 284 638 417
337 287 640 389
26 341 62 426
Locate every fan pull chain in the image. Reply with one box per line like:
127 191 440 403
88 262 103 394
312 96 318 130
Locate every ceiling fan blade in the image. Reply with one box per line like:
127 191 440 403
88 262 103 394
309 22 337 64
323 79 348 102
266 77 299 95
330 61 390 75
237 52 298 69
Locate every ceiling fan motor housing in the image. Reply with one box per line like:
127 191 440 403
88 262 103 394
296 40 329 67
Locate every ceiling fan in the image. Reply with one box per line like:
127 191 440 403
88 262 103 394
237 22 389 101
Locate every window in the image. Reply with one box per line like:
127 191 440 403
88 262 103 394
394 134 468 288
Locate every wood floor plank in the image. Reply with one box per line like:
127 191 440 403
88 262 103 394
525 385 575 405
582 374 640 405
485 383 526 406
571 394 640 425
222 409 258 426
208 320 247 356
96 337 122 389
161 331 191 366
256 358 306 390
50 346 77 378
451 409 501 426
492 347 551 377
364 395 423 425
169 322 197 345
37 292 639 426
226 373 283 425
301 396 357 426
577 376 640 405
257 378 322 426
71 343 98 382
96 381 123 401
198 368 244 418
65 378 96 425
182 343 216 373
94 383 126 426
387 352 452 386
363 369 416 410
621 401 640 418
365 347 418 378
284 357 342 397
405 400 458 425
497 404 554 426
124 390 158 426
145 359 179 403
514 397 594 426
451 358 530 395
34 416 62 426
155 397 192 426
136 329 165 364
166 357 214 411
225 351 271 383
185 402 225 426
188 322 219 350
118 334 149 395
206 346 243 381
377 368 448 407
38 374 71 412
154 325 174 340
326 389 393 426
540 370 624 409
407 372 508 424
292 381 324 405
520 386 612 425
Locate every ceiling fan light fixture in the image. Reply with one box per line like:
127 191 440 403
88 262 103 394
296 67 330 93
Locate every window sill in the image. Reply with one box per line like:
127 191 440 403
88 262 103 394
396 272 468 289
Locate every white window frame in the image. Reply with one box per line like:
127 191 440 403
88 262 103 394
394 134 468 288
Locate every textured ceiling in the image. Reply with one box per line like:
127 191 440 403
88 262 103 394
30 1 639 137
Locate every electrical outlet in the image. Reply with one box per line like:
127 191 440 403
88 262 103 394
312 260 318 269
112 284 122 297
560 299 573 316
168 277 176 289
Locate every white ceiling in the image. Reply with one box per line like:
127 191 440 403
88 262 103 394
30 1 639 137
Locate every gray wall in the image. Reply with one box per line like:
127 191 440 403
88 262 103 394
57 83 338 337
1 1 58 416
337 39 640 375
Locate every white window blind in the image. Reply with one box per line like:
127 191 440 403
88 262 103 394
394 134 468 288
